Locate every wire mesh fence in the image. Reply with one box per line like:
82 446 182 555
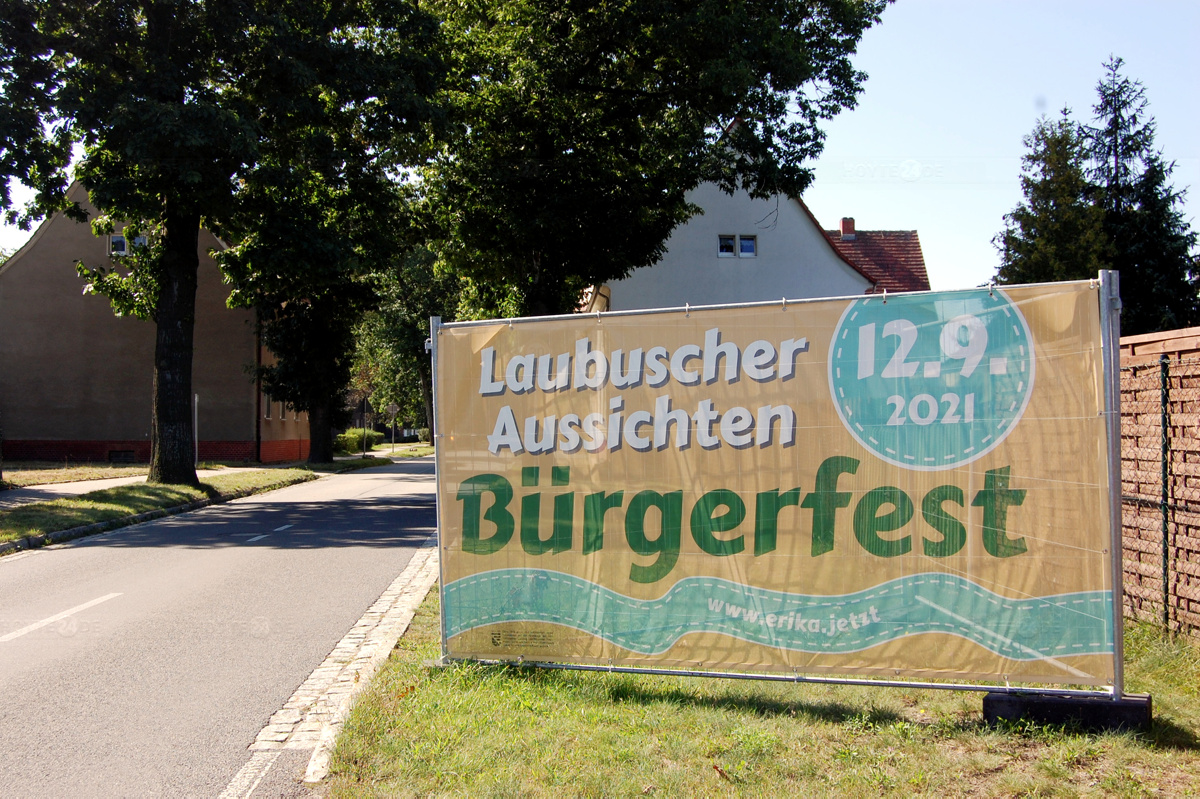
1121 352 1200 639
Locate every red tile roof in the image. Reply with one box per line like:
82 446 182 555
825 230 930 293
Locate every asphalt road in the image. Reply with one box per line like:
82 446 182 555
0 458 436 798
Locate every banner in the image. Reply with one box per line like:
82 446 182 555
434 281 1117 685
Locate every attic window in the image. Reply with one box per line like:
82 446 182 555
718 235 736 257
109 234 147 256
739 235 757 257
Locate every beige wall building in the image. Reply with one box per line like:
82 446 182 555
0 183 308 463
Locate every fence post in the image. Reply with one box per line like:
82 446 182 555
1160 353 1170 632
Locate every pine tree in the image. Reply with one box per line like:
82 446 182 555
995 110 1110 285
1087 57 1199 334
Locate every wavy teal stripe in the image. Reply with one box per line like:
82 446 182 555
444 569 1113 660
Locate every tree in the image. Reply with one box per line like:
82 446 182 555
354 247 461 439
0 0 440 482
1087 57 1199 335
995 110 1110 285
426 0 887 317
219 162 438 464
994 58 1198 335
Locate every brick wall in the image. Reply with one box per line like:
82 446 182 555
260 439 310 464
1120 326 1200 639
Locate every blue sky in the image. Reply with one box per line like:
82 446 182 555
802 0 1200 290
4 0 1198 292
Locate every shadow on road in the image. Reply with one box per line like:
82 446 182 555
66 459 440 550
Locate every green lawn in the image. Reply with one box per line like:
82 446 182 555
328 588 1200 797
0 461 151 488
0 469 315 544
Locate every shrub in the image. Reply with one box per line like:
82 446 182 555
335 428 385 454
417 428 431 443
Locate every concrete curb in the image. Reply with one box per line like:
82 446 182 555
0 474 319 558
219 543 440 798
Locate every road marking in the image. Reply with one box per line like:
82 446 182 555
246 535 269 543
1 551 41 564
0 593 122 642
273 524 294 532
218 750 279 799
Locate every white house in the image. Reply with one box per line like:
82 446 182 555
594 183 928 312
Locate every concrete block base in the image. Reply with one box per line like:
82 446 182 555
983 692 1152 733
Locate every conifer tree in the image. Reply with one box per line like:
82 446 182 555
995 110 1110 285
1086 57 1198 334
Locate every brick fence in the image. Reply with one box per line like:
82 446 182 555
1120 326 1200 639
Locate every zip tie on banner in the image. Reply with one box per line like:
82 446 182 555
782 297 787 310
988 281 996 298
1090 277 1099 290
685 302 690 317
882 288 887 304
506 318 513 328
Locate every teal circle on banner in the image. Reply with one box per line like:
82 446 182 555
828 289 1035 471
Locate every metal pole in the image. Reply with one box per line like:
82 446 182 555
1099 270 1124 699
194 393 199 466
1160 353 1171 632
429 317 448 661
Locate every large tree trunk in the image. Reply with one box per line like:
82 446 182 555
148 203 201 486
307 398 335 464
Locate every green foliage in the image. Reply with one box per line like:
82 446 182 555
353 247 460 437
2 0 443 483
995 111 1110 285
335 428 385 455
996 58 1199 335
425 0 887 316
1088 57 1199 335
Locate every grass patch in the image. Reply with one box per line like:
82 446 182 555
328 589 1200 798
369 443 434 458
385 445 434 459
0 460 247 490
0 468 314 544
0 461 150 488
302 456 395 474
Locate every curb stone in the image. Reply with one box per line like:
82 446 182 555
0 474 319 557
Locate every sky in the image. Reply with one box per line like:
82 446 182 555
3 0 1198 291
801 0 1200 290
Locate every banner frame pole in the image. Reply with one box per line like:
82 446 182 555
430 315 448 661
1099 270 1124 699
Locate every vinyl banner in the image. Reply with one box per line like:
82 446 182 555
434 281 1116 685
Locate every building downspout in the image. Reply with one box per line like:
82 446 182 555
254 317 262 463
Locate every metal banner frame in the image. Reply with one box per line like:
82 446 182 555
431 273 1129 699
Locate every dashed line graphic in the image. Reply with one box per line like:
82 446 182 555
444 569 1112 661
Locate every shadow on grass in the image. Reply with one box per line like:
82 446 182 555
443 661 905 727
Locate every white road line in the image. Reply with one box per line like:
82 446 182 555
0 551 41 564
272 524 294 532
218 750 280 799
246 535 269 543
0 593 123 642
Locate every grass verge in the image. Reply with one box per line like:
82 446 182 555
0 460 249 490
304 456 396 473
0 461 150 488
0 468 314 544
328 587 1200 797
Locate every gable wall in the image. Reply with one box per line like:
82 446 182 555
604 183 872 311
0 188 259 458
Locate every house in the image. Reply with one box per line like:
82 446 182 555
593 183 929 311
0 183 309 463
